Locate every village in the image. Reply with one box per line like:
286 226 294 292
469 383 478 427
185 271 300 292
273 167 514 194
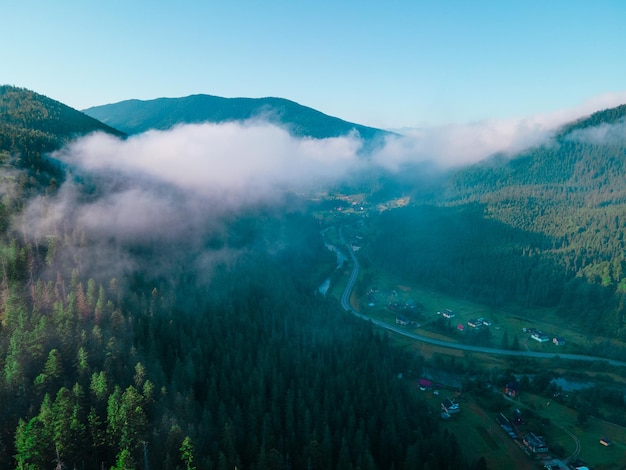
360 290 625 468
318 208 626 469
414 373 610 470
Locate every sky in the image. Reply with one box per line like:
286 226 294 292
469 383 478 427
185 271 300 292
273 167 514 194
3 0 626 129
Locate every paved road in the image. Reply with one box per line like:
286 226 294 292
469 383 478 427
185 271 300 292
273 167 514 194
337 228 626 368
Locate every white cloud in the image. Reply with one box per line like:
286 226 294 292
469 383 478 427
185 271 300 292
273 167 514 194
56 121 363 199
373 118 553 169
567 119 626 146
24 121 366 251
55 91 626 186
374 92 626 169
564 92 626 122
16 94 625 288
16 97 626 286
31 94 626 245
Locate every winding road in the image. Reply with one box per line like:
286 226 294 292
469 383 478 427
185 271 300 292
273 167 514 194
337 228 626 368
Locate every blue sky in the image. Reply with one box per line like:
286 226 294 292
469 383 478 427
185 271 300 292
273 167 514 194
3 0 626 128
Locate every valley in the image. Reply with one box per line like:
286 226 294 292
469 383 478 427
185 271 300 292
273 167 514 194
318 197 626 469
2 84 626 469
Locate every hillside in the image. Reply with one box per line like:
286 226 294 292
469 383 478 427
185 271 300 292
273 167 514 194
3 83 626 467
558 103 626 137
0 86 124 166
365 103 626 341
0 87 473 469
83 94 390 140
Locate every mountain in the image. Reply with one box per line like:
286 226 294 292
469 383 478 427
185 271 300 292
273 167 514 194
0 85 124 170
0 86 465 470
0 85 124 147
83 94 390 140
365 103 626 341
557 103 626 137
4 85 626 467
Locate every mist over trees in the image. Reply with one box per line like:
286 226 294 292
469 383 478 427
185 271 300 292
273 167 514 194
366 110 626 341
3 83 626 468
0 86 484 469
3 204 470 469
0 183 475 468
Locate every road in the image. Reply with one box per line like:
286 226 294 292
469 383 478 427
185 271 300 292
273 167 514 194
337 228 626 368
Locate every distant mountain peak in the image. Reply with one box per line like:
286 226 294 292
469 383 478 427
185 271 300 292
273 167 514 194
83 93 390 141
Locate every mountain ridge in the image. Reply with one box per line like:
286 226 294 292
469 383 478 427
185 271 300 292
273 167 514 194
0 85 124 140
83 93 391 140
0 85 125 180
557 103 626 137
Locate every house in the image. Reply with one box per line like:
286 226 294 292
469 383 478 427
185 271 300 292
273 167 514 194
441 398 460 414
568 460 590 470
553 337 566 346
542 458 568 469
396 315 409 326
531 332 550 342
522 432 548 454
418 378 433 390
442 309 455 319
505 381 520 398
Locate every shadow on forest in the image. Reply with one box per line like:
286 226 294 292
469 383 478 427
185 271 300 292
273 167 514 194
365 203 621 337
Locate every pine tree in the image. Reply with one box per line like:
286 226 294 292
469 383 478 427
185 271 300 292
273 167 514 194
180 436 197 470
111 448 136 470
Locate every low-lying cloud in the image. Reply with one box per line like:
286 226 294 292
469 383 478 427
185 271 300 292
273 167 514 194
567 119 626 146
30 98 626 244
20 121 370 284
375 117 554 169
14 96 626 286
55 91 626 197
57 122 363 200
376 92 626 169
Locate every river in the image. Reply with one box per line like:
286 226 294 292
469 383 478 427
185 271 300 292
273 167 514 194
317 240 348 296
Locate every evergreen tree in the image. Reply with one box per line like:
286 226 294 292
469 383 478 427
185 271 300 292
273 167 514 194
180 436 197 470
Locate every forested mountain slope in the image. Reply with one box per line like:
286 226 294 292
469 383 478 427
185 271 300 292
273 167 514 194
558 103 626 136
365 104 626 341
0 89 479 468
83 94 389 140
0 85 124 170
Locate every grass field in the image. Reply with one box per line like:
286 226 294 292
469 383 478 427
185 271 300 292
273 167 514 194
420 390 533 469
523 393 626 469
334 259 626 468
417 386 626 469
353 265 626 372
